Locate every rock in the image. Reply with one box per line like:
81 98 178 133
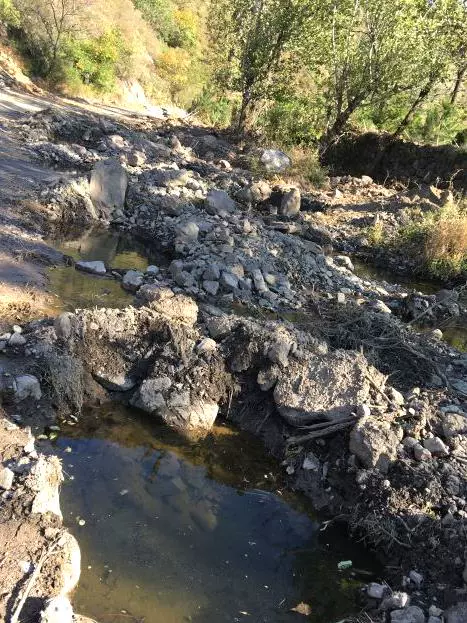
28 456 63 517
336 292 346 304
267 337 292 367
131 377 172 412
390 606 425 623
40 596 73 623
390 387 405 406
127 150 146 167
261 149 291 172
0 467 14 490
280 188 301 217
422 436 449 456
409 570 423 587
220 271 239 292
146 265 160 276
445 603 467 623
250 180 272 203
160 399 219 433
350 416 401 473
356 404 371 417
251 269 268 293
361 175 373 185
54 312 75 340
203 280 220 296
76 260 106 275
197 338 217 354
381 592 410 610
205 189 237 217
14 375 42 401
367 582 386 599
122 270 144 292
372 300 392 314
138 286 198 325
176 220 199 243
428 606 443 618
334 255 354 271
90 158 128 217
94 372 136 392
274 351 383 425
8 333 26 346
431 329 443 340
414 444 432 461
452 380 467 397
427 617 442 623
302 452 320 471
443 413 467 438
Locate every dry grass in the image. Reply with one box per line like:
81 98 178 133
424 201 467 278
0 283 57 329
283 146 329 189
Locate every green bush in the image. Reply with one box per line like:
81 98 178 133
258 96 324 147
193 86 234 127
65 29 127 93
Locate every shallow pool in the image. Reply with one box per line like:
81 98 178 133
54 404 380 623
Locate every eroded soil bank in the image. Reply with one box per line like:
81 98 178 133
0 84 466 623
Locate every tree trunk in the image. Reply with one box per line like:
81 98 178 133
393 77 436 138
319 95 364 152
450 65 466 105
237 89 251 133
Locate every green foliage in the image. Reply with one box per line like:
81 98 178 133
0 0 20 25
192 86 234 126
65 29 127 92
258 95 324 146
133 0 198 50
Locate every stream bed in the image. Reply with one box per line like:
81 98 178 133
53 404 380 623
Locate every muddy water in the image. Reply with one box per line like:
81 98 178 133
352 258 467 351
47 228 168 314
54 405 380 623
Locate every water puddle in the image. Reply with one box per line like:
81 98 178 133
46 228 170 315
53 404 380 623
352 258 466 352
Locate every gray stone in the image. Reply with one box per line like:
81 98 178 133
205 189 236 216
146 265 160 276
367 582 386 599
90 159 128 216
15 375 42 401
203 280 220 296
257 366 279 391
391 387 405 406
423 436 449 456
251 269 268 293
280 188 301 217
381 592 410 610
350 416 401 473
261 149 291 172
76 260 106 275
203 264 221 281
390 606 425 623
250 180 272 203
196 338 217 354
94 372 136 392
453 380 467 397
427 617 442 623
267 338 292 367
122 270 144 292
54 312 75 340
220 271 239 292
302 452 320 471
127 151 146 167
131 377 172 412
8 333 26 346
334 255 354 271
443 413 467 438
372 300 392 314
409 570 423 587
414 444 432 461
159 399 219 433
176 220 199 242
0 467 14 490
445 603 467 623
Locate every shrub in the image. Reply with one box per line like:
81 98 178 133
193 86 234 126
285 147 328 188
423 202 467 278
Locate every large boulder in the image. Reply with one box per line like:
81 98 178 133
90 158 128 218
261 149 291 172
349 415 402 473
273 351 383 425
446 603 467 623
137 286 198 325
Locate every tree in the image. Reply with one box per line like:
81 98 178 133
208 0 317 131
13 0 86 76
